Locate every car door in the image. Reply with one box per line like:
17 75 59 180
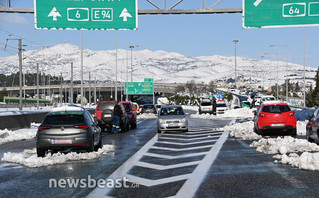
311 108 319 133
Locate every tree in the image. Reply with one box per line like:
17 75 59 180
0 88 8 102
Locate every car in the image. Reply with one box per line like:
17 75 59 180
254 96 262 107
36 105 102 157
261 95 276 103
199 100 213 114
253 101 296 136
132 102 140 115
306 107 319 143
94 101 130 132
216 102 227 114
141 104 157 114
121 101 137 129
157 105 188 133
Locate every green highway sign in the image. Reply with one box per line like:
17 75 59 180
243 0 319 28
125 82 154 95
34 0 138 30
144 78 153 82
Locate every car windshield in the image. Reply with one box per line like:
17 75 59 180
263 97 275 101
97 102 116 110
123 103 132 112
43 114 84 125
143 105 154 109
160 107 184 116
262 105 291 113
201 102 211 106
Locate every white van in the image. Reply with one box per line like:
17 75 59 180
216 102 228 114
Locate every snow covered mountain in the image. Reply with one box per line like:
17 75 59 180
0 43 316 87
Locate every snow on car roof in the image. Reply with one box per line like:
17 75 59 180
50 105 84 112
262 100 287 105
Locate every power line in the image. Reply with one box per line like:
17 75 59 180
0 27 43 46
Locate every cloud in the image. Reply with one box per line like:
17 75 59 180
0 14 28 24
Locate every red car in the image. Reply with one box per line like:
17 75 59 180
121 101 137 129
253 101 296 136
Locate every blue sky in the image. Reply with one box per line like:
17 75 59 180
0 0 319 67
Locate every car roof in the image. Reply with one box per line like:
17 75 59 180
161 105 182 108
50 105 84 112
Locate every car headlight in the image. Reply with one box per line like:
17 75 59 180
159 119 164 123
181 118 187 123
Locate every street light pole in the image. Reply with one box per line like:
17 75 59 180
115 31 118 101
303 28 306 107
233 40 239 88
129 45 139 82
270 44 289 102
264 53 279 99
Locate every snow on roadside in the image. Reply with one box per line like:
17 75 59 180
225 121 261 140
190 107 256 119
0 123 40 145
224 120 319 171
1 145 114 168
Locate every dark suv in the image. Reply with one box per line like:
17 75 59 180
94 101 130 132
121 101 137 129
36 106 102 157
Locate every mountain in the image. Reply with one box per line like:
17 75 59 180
0 43 316 88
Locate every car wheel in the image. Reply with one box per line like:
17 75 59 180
253 126 257 133
87 138 94 152
121 122 127 132
94 136 102 151
37 147 46 157
132 121 137 129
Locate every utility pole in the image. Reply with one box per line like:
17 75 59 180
94 77 97 105
37 63 39 109
89 71 91 106
60 72 63 105
233 40 239 88
70 62 73 104
115 32 118 101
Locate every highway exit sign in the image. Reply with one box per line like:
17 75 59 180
34 0 138 30
243 0 319 28
125 82 154 95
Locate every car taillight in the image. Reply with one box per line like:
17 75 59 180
38 126 51 131
94 113 97 118
199 106 202 111
75 125 89 130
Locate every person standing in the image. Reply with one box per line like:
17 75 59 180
112 101 122 133
212 99 217 115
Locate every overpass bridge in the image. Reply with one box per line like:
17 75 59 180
2 83 180 103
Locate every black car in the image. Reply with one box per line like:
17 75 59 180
306 107 319 143
36 106 102 157
141 104 157 114
94 101 130 132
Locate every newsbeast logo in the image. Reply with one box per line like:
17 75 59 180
49 176 140 189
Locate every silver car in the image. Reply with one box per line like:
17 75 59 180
157 105 188 133
36 106 102 157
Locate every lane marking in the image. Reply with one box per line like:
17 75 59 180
157 139 217 145
87 134 158 198
175 132 229 198
135 161 201 170
159 136 218 141
151 145 212 151
162 132 223 138
144 152 209 159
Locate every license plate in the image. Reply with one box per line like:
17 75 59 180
271 123 284 127
52 139 72 144
104 114 112 118
168 123 177 127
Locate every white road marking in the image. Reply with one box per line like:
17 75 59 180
175 132 229 198
157 139 217 145
123 173 193 187
159 136 218 141
162 132 222 137
135 161 201 170
144 152 209 159
151 145 212 151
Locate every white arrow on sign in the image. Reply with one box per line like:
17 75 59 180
253 0 263 7
119 8 132 21
48 7 61 21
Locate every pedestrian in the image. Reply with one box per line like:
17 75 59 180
112 101 122 133
212 99 217 115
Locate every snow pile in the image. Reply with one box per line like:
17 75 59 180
250 136 319 154
1 145 114 168
225 121 261 140
280 152 319 170
182 105 199 111
190 107 256 119
0 123 39 145
137 113 158 119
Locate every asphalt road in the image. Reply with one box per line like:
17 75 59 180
1 111 319 198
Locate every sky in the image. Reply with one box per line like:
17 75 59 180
0 0 319 68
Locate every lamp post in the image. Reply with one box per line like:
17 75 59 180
270 44 288 102
263 53 279 99
129 45 139 82
233 40 239 88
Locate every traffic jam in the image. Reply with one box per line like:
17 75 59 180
1 89 319 197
